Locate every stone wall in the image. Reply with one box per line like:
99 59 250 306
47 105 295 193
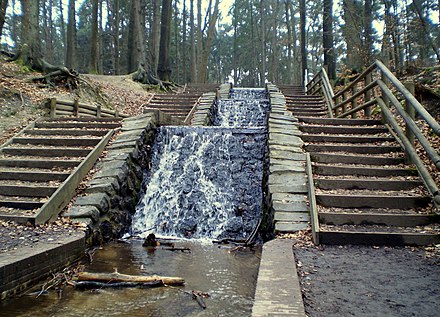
266 84 309 232
63 111 182 244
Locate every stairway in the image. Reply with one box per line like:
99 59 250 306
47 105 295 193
144 83 219 121
0 117 121 224
280 85 439 246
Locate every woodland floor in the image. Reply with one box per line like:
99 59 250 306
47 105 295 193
282 230 440 317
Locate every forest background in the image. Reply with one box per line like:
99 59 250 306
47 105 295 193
0 0 438 87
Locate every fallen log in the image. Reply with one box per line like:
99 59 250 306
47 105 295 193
72 280 163 289
76 272 185 286
163 247 191 253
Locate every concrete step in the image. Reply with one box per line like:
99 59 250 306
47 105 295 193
305 144 401 154
310 153 405 165
315 178 423 191
316 194 431 209
298 117 382 126
300 125 388 134
319 212 440 227
313 164 418 177
302 134 395 143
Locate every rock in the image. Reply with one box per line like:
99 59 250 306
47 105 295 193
75 193 110 214
63 205 100 222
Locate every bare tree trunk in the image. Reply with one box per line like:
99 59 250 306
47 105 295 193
158 0 172 81
90 0 99 73
412 0 440 63
182 0 187 82
196 0 203 82
323 0 336 80
20 0 41 67
173 1 179 82
299 0 307 85
0 0 8 41
363 0 373 66
260 0 266 85
190 0 197 82
114 0 120 74
198 0 219 83
233 1 238 84
150 0 161 75
65 0 76 69
285 0 293 84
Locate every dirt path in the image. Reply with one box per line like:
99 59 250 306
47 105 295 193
294 244 440 317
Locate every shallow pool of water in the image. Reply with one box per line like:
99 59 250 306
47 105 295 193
1 240 261 317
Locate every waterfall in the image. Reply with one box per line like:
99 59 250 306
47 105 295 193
130 88 270 240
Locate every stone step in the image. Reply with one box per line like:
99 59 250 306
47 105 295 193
305 144 401 154
2 147 91 157
0 171 69 182
0 158 80 169
315 178 423 191
316 194 431 209
298 117 382 126
0 185 57 197
12 137 101 147
302 134 394 143
300 125 388 134
313 164 417 177
319 212 440 227
310 153 404 165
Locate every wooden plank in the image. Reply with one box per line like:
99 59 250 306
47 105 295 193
316 194 431 209
306 153 320 245
319 212 440 227
319 230 440 246
2 147 91 157
0 185 57 197
35 129 115 223
0 159 80 169
0 171 69 182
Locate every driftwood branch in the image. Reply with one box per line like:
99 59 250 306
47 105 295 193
76 271 185 286
72 280 163 289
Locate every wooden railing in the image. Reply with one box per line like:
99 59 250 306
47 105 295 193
306 60 440 205
48 98 129 118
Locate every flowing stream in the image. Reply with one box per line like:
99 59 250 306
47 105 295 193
1 88 270 316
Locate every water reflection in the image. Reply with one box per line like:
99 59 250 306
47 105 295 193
1 241 261 317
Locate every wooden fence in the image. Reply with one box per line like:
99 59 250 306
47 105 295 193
48 98 129 118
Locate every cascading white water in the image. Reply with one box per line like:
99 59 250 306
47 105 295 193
130 88 269 240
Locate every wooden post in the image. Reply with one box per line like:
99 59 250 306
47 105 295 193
115 110 119 118
73 99 79 117
351 85 358 118
404 81 416 164
342 91 348 114
50 98 57 118
97 105 102 118
364 73 372 118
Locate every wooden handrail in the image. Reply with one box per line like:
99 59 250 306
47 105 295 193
307 59 439 204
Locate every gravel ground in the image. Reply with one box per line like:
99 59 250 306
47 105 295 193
294 244 440 317
0 220 85 254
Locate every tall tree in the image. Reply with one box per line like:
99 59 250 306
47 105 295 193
20 0 40 68
0 0 7 40
189 0 197 82
65 0 76 68
158 0 172 81
323 0 336 79
299 0 307 84
89 0 99 73
150 0 161 75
